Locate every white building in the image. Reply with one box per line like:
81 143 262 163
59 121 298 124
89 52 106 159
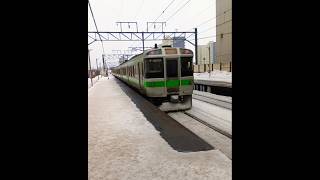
197 41 216 64
161 36 173 47
160 36 186 48
216 0 232 63
197 45 210 65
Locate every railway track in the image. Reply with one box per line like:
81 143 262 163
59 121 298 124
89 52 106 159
168 91 232 139
183 111 232 139
192 90 232 110
167 93 232 158
168 110 232 159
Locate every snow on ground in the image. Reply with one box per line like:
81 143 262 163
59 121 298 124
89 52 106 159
88 76 231 180
194 70 232 83
186 99 232 136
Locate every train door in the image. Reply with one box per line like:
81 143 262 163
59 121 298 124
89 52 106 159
165 58 179 93
166 58 178 78
138 62 143 89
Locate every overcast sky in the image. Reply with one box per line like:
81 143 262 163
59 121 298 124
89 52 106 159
88 0 216 68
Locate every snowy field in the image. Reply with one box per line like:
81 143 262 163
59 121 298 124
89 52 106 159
194 70 232 83
88 76 231 180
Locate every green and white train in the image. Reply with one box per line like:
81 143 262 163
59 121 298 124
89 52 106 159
111 46 194 111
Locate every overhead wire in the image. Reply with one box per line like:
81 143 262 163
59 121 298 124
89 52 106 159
88 0 105 54
153 0 176 22
88 0 107 69
189 35 216 40
152 0 191 32
164 0 192 22
184 8 232 32
199 26 216 34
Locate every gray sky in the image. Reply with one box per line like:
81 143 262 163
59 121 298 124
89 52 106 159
88 0 216 68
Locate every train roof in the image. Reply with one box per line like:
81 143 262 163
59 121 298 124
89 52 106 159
115 47 193 68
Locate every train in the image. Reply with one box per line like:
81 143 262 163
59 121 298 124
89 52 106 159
111 46 194 112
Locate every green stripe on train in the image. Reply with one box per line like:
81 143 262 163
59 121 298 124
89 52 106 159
166 80 180 87
144 79 192 87
144 81 165 87
181 79 192 85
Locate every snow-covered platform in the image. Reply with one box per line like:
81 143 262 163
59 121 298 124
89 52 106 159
194 79 232 88
88 76 231 180
194 71 232 88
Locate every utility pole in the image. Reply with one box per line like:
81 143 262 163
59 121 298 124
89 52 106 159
88 49 93 87
142 32 145 52
102 54 106 71
195 28 198 65
96 58 99 80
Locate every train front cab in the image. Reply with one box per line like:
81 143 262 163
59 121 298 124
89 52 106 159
143 48 194 111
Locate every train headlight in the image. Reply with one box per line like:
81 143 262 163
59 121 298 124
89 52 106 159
170 95 179 103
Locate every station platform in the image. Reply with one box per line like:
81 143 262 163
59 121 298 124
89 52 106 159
193 79 232 88
88 76 231 180
193 71 232 88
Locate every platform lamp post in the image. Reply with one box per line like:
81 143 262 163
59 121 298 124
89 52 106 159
88 49 93 87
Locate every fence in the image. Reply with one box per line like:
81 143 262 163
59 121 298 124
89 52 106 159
193 62 232 73
88 69 101 78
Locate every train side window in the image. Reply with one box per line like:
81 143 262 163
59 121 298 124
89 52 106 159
181 57 193 76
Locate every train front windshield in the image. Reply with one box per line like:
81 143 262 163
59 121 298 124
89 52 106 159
145 58 164 78
181 57 193 76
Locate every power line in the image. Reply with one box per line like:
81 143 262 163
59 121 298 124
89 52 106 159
199 35 216 40
184 8 232 32
88 0 105 55
190 35 216 40
180 1 213 25
153 0 176 22
196 17 216 28
153 0 191 32
165 0 192 22
195 4 212 17
198 8 232 27
190 32 231 41
199 26 216 34
198 16 232 34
